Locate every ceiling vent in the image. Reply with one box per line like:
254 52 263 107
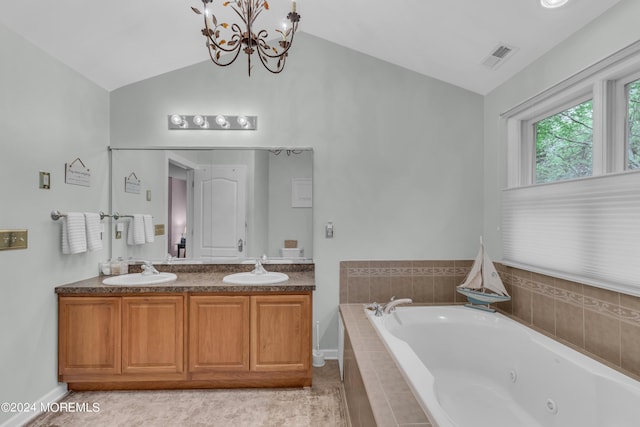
481 43 518 70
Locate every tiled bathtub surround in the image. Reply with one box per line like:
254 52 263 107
339 260 472 305
341 304 431 427
495 264 640 380
340 260 640 382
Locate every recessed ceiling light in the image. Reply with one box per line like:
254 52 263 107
540 0 569 8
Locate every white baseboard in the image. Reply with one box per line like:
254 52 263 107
1 384 68 427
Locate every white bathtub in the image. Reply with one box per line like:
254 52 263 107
367 305 640 427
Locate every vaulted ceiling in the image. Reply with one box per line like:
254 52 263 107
0 0 622 94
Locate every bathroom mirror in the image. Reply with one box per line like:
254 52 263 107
110 147 313 263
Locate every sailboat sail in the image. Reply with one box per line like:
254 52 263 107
457 239 510 311
457 242 509 296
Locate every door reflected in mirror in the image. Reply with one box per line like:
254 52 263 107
110 148 313 263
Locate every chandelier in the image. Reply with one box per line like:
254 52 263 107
191 0 301 76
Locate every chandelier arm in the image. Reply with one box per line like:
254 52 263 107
206 31 244 53
205 20 245 53
201 11 244 54
254 25 298 59
208 40 240 67
255 46 286 74
254 36 286 73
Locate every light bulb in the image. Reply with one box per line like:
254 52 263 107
281 18 292 33
237 115 249 128
215 115 230 128
193 115 209 128
170 114 184 126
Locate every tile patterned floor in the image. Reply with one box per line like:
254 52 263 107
28 362 347 427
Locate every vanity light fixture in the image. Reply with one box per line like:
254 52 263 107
191 0 301 76
167 115 257 130
540 0 569 8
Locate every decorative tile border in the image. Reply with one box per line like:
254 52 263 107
345 264 469 278
507 267 640 326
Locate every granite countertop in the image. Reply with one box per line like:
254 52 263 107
55 264 315 295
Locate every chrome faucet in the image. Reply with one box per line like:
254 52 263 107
141 260 159 275
365 302 384 317
383 296 413 314
252 259 267 275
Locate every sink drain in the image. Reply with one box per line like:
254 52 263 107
545 398 558 414
509 370 517 383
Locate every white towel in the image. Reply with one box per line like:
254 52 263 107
127 215 146 245
62 212 87 254
84 212 103 251
143 215 154 243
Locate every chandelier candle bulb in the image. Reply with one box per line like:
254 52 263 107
292 1 296 13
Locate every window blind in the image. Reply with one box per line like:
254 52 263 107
502 170 640 296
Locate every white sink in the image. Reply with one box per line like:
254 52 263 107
103 272 177 286
223 272 289 285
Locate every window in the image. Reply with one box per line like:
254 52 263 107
501 42 640 296
535 99 593 183
628 78 640 170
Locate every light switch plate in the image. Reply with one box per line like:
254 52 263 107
155 224 165 236
39 172 50 189
0 229 28 250
325 222 334 238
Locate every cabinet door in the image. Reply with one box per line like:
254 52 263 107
250 294 311 372
189 295 250 372
122 296 185 376
58 296 121 376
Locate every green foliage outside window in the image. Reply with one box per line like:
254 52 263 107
535 100 593 184
628 79 640 170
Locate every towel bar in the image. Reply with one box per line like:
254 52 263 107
50 210 134 221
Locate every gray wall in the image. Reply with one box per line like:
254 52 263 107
483 0 640 258
0 24 110 425
110 33 485 352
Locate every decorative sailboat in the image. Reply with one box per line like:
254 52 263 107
457 238 511 312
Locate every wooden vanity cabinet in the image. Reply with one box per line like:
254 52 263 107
58 291 312 389
58 294 186 384
188 293 312 384
251 294 311 373
189 295 250 372
121 296 185 377
58 296 121 377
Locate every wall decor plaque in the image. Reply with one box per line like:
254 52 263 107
125 172 141 194
65 158 91 187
